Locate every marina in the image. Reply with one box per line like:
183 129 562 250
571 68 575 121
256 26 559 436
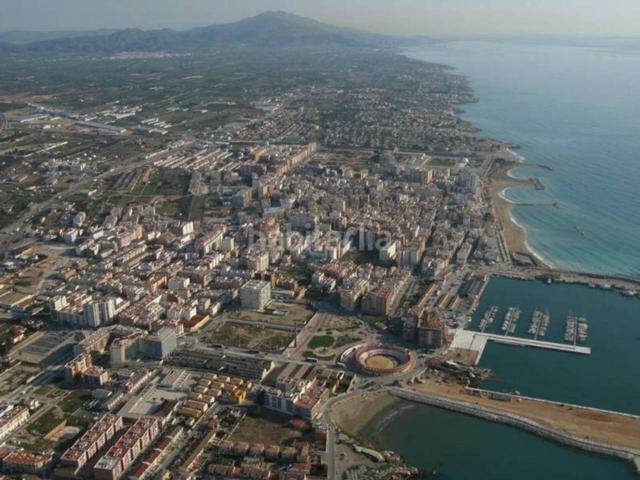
450 329 591 366
528 309 550 340
479 306 498 332
470 277 640 415
564 314 589 344
500 306 521 335
459 298 593 365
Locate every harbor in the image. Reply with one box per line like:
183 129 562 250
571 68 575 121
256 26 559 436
467 276 640 415
478 305 498 332
528 309 550 339
564 314 589 344
500 306 521 335
364 391 639 480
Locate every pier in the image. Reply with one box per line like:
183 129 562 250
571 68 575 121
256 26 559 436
480 332 590 354
450 329 591 365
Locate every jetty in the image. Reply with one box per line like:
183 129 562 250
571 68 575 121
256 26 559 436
390 385 640 470
479 306 498 333
450 329 591 365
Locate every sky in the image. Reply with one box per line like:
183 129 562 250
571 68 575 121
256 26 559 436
2 0 640 37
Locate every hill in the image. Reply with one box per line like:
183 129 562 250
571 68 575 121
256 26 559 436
2 11 415 57
0 29 118 45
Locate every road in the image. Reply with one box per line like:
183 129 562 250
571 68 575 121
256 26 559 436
321 391 358 480
284 311 324 358
220 316 300 333
180 341 331 368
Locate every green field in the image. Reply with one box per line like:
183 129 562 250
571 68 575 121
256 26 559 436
309 334 334 349
59 390 92 414
27 407 65 436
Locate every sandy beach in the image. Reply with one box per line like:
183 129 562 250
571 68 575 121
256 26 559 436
331 390 401 439
486 155 551 268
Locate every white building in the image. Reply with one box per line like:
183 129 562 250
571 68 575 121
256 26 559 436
83 299 116 327
240 280 271 310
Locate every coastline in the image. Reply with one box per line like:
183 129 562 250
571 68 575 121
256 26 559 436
497 185 556 269
402 48 554 270
330 387 640 474
485 154 552 268
330 390 400 440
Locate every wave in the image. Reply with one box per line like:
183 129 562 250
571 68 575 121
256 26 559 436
508 209 556 269
506 147 528 163
374 403 416 436
498 187 517 204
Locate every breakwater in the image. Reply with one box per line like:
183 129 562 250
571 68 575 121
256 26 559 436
390 387 640 468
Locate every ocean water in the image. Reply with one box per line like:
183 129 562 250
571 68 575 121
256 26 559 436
368 402 636 480
405 40 640 277
470 277 640 415
371 276 640 478
370 277 640 479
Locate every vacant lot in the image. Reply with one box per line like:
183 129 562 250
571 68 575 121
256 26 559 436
227 301 315 327
230 408 302 446
59 390 92 414
0 363 41 395
27 407 65 436
209 322 293 353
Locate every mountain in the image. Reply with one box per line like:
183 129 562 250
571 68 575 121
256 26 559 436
182 11 395 47
3 11 414 57
0 29 118 45
0 41 18 55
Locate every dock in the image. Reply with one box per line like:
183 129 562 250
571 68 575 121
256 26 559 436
450 329 591 365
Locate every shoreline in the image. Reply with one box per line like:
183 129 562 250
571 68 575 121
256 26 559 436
330 387 640 474
485 153 552 268
497 186 556 269
402 47 556 270
330 390 400 440
393 387 640 465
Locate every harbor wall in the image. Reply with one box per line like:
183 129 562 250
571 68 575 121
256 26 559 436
464 387 640 420
390 388 640 466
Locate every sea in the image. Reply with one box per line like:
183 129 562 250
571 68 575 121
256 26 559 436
470 277 640 415
367 401 637 480
368 39 640 479
406 39 640 277
370 276 640 479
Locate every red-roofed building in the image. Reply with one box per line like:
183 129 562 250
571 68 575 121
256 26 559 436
93 417 159 480
60 414 123 471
